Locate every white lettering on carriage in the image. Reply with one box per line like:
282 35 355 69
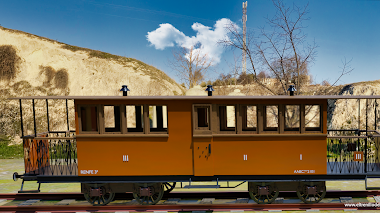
294 170 315 174
80 170 98 174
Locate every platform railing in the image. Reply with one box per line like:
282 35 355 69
23 130 77 176
327 130 380 174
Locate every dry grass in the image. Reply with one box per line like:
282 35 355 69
54 69 69 89
39 66 56 87
0 45 21 81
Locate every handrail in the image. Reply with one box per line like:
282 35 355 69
327 136 367 139
327 129 380 138
22 130 76 139
23 137 76 140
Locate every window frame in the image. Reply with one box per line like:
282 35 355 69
192 104 212 135
101 105 122 134
304 104 322 133
215 104 238 134
77 104 101 134
239 104 258 134
263 104 280 133
147 104 168 134
284 104 301 133
124 105 144 134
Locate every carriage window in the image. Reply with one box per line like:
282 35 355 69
126 105 144 132
285 105 300 131
195 106 210 130
305 105 321 131
80 106 98 132
149 105 168 132
104 106 121 132
264 105 278 131
242 105 257 131
219 105 235 131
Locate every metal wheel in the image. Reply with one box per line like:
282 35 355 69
133 183 164 205
163 182 176 194
297 184 326 204
249 185 279 204
83 187 115 206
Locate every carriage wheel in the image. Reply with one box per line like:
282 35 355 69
163 182 176 194
296 184 326 204
83 186 115 206
249 185 279 204
133 183 164 205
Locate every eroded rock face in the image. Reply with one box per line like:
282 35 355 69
329 83 380 130
0 26 185 140
0 26 184 97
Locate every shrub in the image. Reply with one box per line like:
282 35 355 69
0 135 23 159
55 69 69 89
0 45 21 81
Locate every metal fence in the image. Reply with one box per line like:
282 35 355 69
23 130 77 176
327 130 380 174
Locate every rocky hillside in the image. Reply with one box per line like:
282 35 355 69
0 26 185 140
327 80 380 130
0 26 184 97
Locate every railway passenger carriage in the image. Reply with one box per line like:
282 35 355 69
10 90 380 205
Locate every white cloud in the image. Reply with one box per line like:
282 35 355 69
146 18 239 64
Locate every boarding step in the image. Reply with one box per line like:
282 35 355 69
18 180 41 193
183 185 220 188
18 190 40 193
365 176 380 190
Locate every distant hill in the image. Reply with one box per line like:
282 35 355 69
0 26 185 97
0 26 185 140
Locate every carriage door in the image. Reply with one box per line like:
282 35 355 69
193 105 214 176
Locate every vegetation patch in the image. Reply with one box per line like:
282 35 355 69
55 69 69 89
39 66 56 87
0 45 21 81
61 44 90 52
1 26 62 44
12 80 32 91
39 66 69 89
0 135 23 159
89 50 125 60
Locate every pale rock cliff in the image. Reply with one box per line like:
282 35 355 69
0 26 185 140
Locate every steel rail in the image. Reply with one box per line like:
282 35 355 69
0 203 378 212
1 190 380 200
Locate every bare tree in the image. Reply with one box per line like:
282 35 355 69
322 80 331 87
223 52 241 86
318 58 354 95
220 0 318 95
257 71 267 80
168 46 214 89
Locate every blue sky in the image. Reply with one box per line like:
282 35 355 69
0 0 379 86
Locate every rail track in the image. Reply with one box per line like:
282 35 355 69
1 203 379 212
1 191 380 212
1 190 380 200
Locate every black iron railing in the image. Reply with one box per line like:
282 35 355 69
23 130 77 176
327 130 380 174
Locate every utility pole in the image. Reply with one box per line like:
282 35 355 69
242 1 247 74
